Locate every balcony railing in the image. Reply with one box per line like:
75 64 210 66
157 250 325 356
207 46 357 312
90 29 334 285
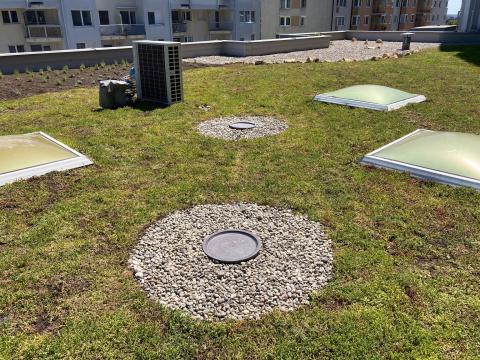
172 22 187 33
99 24 146 37
208 21 233 31
25 25 62 39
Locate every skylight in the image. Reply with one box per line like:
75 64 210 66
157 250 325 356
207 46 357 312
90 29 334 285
361 129 480 190
0 132 92 186
314 85 426 111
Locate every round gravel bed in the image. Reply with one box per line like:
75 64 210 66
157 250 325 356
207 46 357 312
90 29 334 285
197 116 288 140
129 203 333 321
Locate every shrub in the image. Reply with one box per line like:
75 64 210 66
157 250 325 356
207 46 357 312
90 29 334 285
62 65 69 73
79 64 86 71
46 66 52 72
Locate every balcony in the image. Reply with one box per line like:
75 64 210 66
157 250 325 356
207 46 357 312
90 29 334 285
172 22 187 33
170 0 234 10
100 24 146 39
208 21 233 32
372 0 387 13
25 25 62 42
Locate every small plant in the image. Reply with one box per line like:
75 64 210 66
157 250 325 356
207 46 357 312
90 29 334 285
0 71 3 79
62 65 69 73
42 77 48 83
13 69 19 76
100 61 106 68
27 74 33 82
46 65 52 72
79 64 86 71
114 60 118 66
56 79 63 86
25 67 32 74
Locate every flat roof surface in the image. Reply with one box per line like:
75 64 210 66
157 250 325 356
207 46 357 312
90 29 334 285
361 129 480 189
314 85 426 111
0 132 92 186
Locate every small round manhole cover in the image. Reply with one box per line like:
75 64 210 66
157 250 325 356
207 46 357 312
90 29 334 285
203 229 262 264
229 121 256 130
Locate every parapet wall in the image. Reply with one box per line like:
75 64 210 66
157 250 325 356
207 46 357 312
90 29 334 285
0 36 330 74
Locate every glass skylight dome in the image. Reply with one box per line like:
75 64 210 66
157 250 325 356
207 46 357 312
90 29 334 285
314 85 426 111
361 129 480 190
0 132 92 186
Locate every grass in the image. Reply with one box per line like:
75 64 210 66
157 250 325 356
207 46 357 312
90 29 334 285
0 46 479 359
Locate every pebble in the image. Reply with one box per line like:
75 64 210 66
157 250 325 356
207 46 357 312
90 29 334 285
183 40 439 66
129 203 333 321
197 116 288 141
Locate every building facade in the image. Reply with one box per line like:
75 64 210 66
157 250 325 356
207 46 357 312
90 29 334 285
458 0 480 31
332 0 448 31
0 0 448 54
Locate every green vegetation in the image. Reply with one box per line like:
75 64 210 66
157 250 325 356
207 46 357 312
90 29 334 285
0 46 479 359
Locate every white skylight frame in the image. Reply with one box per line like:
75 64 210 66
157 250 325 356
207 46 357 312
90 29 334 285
0 132 93 187
313 93 426 111
360 129 480 190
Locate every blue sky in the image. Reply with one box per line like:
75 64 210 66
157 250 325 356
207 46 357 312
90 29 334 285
448 0 462 14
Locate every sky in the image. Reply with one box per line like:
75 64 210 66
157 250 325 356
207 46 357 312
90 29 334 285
448 0 462 14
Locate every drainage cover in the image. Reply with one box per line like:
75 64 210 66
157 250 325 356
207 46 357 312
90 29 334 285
203 229 262 264
229 121 256 130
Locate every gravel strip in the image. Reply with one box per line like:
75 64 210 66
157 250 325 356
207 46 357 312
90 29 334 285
197 116 288 140
129 203 333 321
184 40 439 65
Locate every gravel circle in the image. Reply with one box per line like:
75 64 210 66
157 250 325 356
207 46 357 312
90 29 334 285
184 40 439 65
129 203 333 321
197 116 288 140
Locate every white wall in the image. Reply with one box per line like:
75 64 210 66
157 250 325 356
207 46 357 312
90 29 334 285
60 0 101 48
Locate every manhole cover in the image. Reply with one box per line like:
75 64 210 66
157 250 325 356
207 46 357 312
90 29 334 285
229 121 256 130
203 229 262 264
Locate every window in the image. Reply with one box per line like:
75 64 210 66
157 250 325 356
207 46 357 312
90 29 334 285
183 11 191 21
120 11 136 24
239 11 255 23
30 44 43 52
280 16 291 26
2 10 18 24
99 11 109 25
366 0 372 6
433 0 436 6
240 37 245 41
25 10 46 25
8 45 24 53
336 0 347 6
300 16 306 26
301 0 307 8
410 14 415 22
71 10 92 26
76 43 86 49
335 16 345 26
351 15 360 26
251 34 255 40
185 36 193 42
380 15 386 23
280 0 291 9
30 44 51 52
364 15 369 24
395 0 400 6
393 15 398 23
148 12 155 25
438 1 441 6
353 0 362 7
400 14 407 23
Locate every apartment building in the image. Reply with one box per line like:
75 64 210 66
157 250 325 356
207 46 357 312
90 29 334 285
458 0 479 31
332 0 448 31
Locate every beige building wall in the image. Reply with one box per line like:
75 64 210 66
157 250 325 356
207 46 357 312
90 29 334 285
262 0 333 38
0 8 27 53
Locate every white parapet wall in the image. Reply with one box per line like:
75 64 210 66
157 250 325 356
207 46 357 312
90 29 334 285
0 36 331 74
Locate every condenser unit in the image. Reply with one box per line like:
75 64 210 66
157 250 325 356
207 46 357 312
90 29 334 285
132 40 183 105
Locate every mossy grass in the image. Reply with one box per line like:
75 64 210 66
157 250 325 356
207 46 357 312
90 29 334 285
0 46 479 359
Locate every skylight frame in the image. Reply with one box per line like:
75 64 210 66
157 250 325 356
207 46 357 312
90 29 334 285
313 88 426 111
0 131 93 186
360 129 480 190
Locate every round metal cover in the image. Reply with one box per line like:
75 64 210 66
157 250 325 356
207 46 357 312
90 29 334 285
203 229 262 264
229 121 256 130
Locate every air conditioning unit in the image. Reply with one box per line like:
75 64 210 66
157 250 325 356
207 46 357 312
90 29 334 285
132 40 183 105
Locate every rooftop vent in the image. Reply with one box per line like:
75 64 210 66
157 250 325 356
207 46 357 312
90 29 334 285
133 41 183 105
361 129 480 190
314 85 426 111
